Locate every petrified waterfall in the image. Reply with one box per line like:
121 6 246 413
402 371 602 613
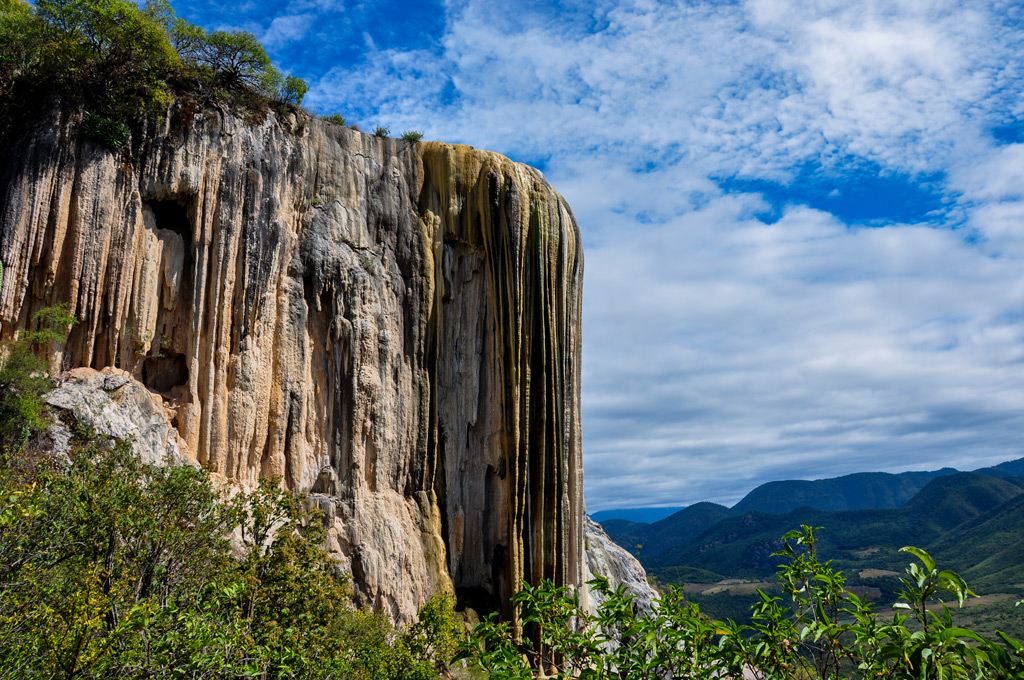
0 105 586 621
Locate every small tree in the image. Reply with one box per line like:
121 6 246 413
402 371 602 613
0 303 76 451
33 0 178 118
173 23 279 95
171 18 307 106
278 73 307 105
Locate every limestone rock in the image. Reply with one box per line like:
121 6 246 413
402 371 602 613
582 516 658 616
0 106 585 622
43 367 187 466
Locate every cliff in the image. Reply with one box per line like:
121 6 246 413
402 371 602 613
0 105 648 622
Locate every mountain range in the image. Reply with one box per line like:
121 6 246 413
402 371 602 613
593 459 1024 524
590 507 687 523
598 457 1024 588
597 458 1024 636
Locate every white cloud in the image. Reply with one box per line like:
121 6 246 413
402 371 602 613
262 13 316 48
580 195 1024 507
297 0 1024 509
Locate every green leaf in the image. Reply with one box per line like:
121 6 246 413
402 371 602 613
900 546 936 573
996 631 1023 653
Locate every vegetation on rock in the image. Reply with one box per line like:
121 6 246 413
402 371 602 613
0 438 460 675
0 303 76 452
0 440 461 679
0 310 461 679
0 0 309 146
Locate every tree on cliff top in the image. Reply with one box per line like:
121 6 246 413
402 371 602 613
21 0 177 118
174 23 275 92
0 0 308 138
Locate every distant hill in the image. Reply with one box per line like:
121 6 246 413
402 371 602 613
590 507 686 523
594 460 1024 638
597 518 647 545
901 472 1024 534
595 458 1024 528
600 502 735 558
731 468 958 514
646 472 1024 579
974 457 1024 481
929 491 1024 591
594 457 1024 595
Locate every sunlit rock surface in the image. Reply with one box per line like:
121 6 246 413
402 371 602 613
43 367 188 467
583 517 658 616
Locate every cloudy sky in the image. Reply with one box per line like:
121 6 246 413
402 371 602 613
175 0 1024 511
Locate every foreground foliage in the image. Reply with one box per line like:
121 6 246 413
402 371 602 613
0 304 460 679
0 443 459 679
465 526 1024 679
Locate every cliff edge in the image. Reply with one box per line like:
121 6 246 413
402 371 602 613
0 105 648 621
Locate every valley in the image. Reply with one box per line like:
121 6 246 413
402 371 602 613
597 458 1024 637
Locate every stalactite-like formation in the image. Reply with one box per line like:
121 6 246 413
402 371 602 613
0 107 584 621
418 144 584 617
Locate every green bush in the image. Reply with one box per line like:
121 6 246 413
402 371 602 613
0 435 457 679
406 592 462 675
0 303 76 452
401 130 424 142
0 0 309 128
81 111 130 149
373 125 389 137
463 525 1024 679
322 112 346 126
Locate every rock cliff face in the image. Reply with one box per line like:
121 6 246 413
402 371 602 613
0 105 640 622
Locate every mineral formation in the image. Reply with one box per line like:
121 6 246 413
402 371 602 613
0 105 645 622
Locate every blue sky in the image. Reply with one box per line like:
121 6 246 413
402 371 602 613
175 0 1024 511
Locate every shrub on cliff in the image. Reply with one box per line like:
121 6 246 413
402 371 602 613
0 303 76 452
0 0 308 139
170 18 305 106
463 526 1024 679
0 438 458 679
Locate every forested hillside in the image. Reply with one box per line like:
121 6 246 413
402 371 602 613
599 463 1024 638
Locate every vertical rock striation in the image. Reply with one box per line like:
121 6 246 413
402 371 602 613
0 105 586 621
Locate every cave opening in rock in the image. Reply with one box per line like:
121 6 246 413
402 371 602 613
144 198 193 247
142 351 188 394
